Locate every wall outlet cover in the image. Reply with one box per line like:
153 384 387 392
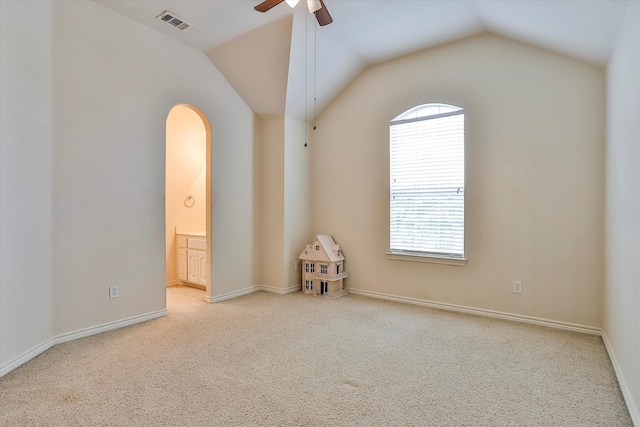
513 281 523 294
109 285 120 299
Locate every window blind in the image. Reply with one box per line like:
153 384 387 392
390 109 465 257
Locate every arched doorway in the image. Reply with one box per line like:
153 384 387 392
165 105 212 301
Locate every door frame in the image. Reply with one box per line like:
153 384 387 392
166 104 213 301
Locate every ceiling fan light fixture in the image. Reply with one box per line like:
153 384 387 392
254 0 332 25
307 0 321 13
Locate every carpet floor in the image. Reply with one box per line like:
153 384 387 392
0 286 632 426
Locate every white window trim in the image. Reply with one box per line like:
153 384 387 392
386 251 467 266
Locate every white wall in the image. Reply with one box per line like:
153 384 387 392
312 34 605 328
0 0 54 373
604 2 640 423
165 106 207 284
51 0 256 333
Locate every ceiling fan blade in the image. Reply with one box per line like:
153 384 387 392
255 0 285 12
307 0 321 13
315 0 333 26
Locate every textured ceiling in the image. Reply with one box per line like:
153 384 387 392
94 0 631 117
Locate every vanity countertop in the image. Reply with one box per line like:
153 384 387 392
177 231 206 238
175 226 206 238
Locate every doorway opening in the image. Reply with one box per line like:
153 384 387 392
165 105 212 301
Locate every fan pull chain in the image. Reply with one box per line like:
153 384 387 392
314 21 317 132
304 9 308 148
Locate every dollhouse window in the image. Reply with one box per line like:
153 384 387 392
321 265 328 274
315 245 320 250
305 263 309 273
310 264 315 273
389 103 465 259
337 250 341 256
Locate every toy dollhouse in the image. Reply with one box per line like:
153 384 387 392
298 235 348 299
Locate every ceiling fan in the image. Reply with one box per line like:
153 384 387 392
255 0 333 26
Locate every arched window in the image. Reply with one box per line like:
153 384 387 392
389 103 465 260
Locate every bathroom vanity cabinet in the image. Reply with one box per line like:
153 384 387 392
177 234 206 288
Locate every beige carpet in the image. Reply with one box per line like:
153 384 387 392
0 286 632 426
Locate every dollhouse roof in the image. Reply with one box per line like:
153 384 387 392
298 235 345 263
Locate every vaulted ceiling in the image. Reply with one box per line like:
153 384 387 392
94 1 631 118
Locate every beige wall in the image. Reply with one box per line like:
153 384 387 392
311 33 605 328
0 0 54 371
281 11 312 289
260 116 286 288
258 115 311 290
51 0 256 334
165 106 207 284
256 11 313 292
604 2 640 422
283 117 312 288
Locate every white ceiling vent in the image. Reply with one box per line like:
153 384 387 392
156 11 193 31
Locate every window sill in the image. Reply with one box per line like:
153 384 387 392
386 252 467 266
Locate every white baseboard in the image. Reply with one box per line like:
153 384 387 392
206 286 260 303
348 288 602 335
602 333 640 427
0 338 54 377
205 284 302 303
258 284 301 295
54 309 168 345
0 309 168 378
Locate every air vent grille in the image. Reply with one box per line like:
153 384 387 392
156 11 193 31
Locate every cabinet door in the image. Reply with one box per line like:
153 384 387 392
177 248 188 282
198 250 207 286
187 249 198 284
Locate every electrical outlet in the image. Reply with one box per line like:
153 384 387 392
512 280 523 294
109 285 120 299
